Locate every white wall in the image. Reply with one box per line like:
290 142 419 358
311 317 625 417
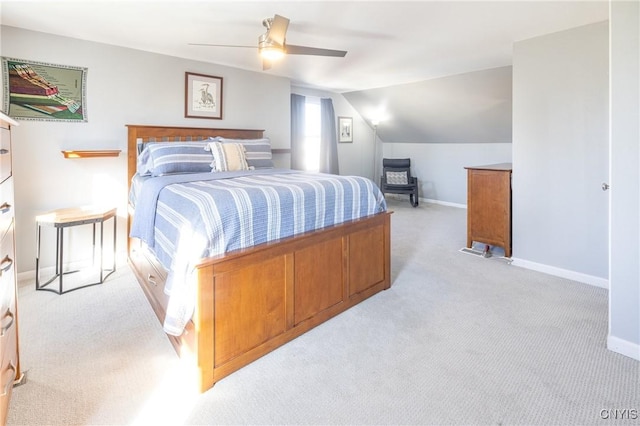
383 143 512 206
1 26 291 273
512 21 609 283
343 65 513 201
608 1 640 360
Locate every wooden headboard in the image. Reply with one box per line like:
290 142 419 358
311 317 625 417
126 124 264 187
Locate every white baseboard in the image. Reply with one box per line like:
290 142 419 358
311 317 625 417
16 270 33 282
607 335 640 361
384 194 466 209
510 257 609 289
17 252 129 283
423 198 467 209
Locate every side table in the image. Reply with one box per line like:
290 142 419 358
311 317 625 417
35 206 117 294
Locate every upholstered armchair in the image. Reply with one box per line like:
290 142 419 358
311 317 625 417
379 158 419 207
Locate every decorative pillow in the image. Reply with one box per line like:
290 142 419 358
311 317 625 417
207 142 251 172
212 137 274 169
386 171 409 185
137 141 213 176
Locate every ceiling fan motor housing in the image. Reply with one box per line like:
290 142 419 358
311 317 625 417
259 32 283 49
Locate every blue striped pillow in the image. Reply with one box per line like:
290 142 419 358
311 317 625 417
214 137 274 169
137 142 213 176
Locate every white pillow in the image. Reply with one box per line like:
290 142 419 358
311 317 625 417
207 142 251 172
386 171 408 185
210 137 274 169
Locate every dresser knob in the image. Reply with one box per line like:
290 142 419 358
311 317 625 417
0 309 14 337
0 255 13 276
1 362 16 396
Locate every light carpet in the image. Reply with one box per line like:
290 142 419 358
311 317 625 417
8 199 639 425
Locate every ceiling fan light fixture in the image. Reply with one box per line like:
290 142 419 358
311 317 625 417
259 45 285 60
259 33 285 60
190 14 347 70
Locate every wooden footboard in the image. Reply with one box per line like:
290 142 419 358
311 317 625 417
128 211 391 392
126 124 391 393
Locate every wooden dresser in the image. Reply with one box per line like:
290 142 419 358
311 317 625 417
0 114 22 425
464 163 512 258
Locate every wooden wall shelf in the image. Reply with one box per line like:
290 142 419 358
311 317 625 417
61 150 121 158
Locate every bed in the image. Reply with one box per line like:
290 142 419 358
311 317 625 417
126 124 391 393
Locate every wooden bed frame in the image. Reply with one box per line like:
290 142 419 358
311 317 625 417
126 124 391 393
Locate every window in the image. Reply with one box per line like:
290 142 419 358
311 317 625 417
303 97 321 172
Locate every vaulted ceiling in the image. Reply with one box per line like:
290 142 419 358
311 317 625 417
0 1 608 93
1 1 609 144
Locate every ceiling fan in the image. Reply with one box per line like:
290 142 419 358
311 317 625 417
189 14 347 70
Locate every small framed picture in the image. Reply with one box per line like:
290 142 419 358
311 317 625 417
338 116 353 143
185 72 223 119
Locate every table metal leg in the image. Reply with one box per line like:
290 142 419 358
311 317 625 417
35 224 41 290
112 216 117 273
58 227 64 295
54 227 60 276
92 223 96 267
99 220 104 283
35 209 117 294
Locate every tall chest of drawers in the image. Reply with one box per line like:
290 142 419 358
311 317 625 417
464 163 513 258
0 115 21 425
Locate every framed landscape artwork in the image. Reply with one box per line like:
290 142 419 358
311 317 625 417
185 72 223 119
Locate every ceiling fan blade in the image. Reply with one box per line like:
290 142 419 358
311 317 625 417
268 14 290 46
188 43 255 49
285 44 347 57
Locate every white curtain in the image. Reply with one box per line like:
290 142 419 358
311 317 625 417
290 93 306 170
319 98 339 174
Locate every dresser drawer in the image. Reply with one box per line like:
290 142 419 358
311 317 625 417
0 177 14 240
0 225 16 316
0 225 17 425
0 126 11 185
0 287 17 367
130 241 169 313
0 309 18 425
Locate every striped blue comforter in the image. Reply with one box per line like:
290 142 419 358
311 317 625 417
130 169 387 335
